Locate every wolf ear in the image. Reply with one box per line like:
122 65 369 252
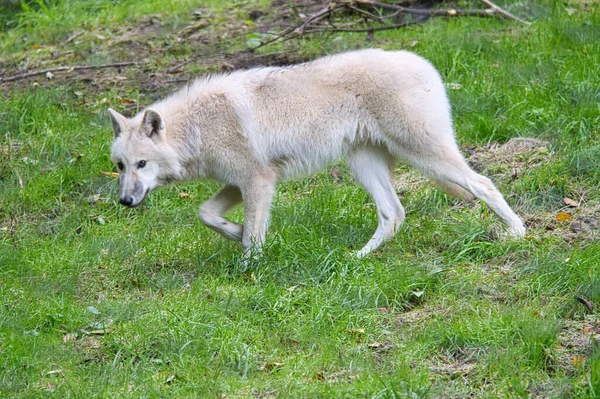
141 108 165 142
108 108 128 138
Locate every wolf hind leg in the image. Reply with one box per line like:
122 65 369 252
199 185 244 242
412 147 525 237
432 178 475 202
348 145 405 257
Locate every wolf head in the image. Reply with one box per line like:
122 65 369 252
108 108 181 208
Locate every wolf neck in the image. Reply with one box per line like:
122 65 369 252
165 122 207 182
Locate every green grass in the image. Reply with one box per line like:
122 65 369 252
1 0 600 397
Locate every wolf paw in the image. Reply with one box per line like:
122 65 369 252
353 248 371 258
507 223 526 239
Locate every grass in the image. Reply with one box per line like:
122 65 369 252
1 0 599 397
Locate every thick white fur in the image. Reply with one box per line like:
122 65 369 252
109 49 526 256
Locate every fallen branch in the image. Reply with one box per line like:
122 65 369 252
480 0 531 25
1 61 139 83
250 0 530 50
577 296 594 312
64 30 85 44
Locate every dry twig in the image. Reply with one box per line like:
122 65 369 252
1 61 139 83
480 0 531 25
64 31 85 44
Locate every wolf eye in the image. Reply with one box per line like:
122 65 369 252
117 162 124 170
137 160 147 168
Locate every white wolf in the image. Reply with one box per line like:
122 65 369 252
109 49 525 257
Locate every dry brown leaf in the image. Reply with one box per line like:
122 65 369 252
118 98 136 105
101 171 119 178
577 296 594 311
264 362 284 371
179 192 194 198
583 326 593 334
39 382 56 392
570 356 585 366
563 197 580 208
368 342 382 349
556 211 572 222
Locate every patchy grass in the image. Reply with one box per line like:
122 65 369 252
1 0 599 397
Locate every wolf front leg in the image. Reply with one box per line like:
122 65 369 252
240 170 276 257
199 185 244 241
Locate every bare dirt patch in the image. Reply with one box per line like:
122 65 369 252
466 137 551 184
313 368 361 384
396 305 449 329
556 314 599 375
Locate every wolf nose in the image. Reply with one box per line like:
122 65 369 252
119 196 134 207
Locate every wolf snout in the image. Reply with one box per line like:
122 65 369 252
119 196 135 207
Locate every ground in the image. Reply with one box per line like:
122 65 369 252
0 0 599 397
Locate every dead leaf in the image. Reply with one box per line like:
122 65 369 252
577 296 594 311
368 342 382 349
63 333 77 343
46 369 62 375
179 192 194 198
118 98 136 105
330 166 342 179
583 326 593 334
563 197 580 208
570 356 585 366
344 328 365 335
263 362 284 371
101 171 119 178
84 194 102 204
556 211 572 222
39 382 56 391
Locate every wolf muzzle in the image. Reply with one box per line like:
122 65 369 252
119 196 135 207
